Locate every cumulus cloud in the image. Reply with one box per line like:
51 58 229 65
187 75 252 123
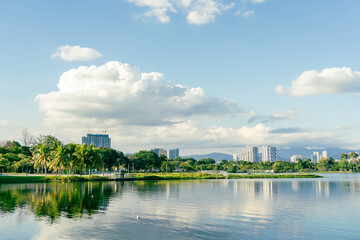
106 122 345 153
127 0 235 25
248 110 298 124
36 61 240 128
35 61 353 153
51 45 102 62
276 67 360 97
186 1 235 25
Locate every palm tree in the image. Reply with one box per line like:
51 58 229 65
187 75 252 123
86 145 104 176
33 143 50 176
49 141 69 175
66 143 78 176
75 144 88 176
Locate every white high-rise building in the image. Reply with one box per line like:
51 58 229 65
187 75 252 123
262 146 277 162
290 155 303 163
239 154 246 161
245 146 259 162
312 152 320 163
322 150 328 159
233 154 239 161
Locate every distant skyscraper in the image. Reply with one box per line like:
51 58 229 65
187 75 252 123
312 152 320 163
167 148 179 159
322 150 328 159
245 146 259 162
82 133 111 148
238 154 246 161
262 146 277 162
290 155 303 163
233 154 239 161
151 148 167 156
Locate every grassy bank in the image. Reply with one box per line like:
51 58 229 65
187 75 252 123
134 172 226 180
0 172 322 183
0 175 113 183
228 173 322 179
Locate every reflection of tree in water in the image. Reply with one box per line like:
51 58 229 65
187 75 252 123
133 181 180 199
0 182 122 223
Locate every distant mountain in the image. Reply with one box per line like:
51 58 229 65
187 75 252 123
183 152 233 161
182 147 359 162
277 147 358 160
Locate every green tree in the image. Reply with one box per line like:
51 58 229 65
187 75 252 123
338 159 350 171
33 143 51 175
340 153 349 160
349 152 359 160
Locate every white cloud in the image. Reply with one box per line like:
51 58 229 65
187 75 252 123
248 110 298 124
0 120 12 127
51 45 102 62
276 67 360 97
187 1 235 25
36 61 240 128
127 0 235 25
249 0 265 3
241 10 254 18
35 62 356 154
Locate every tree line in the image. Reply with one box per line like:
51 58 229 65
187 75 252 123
1 133 360 174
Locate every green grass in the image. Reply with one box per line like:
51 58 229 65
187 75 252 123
0 172 322 183
0 175 113 183
228 174 322 179
135 172 226 180
0 176 48 183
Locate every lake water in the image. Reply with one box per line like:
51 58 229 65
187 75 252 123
1 174 360 239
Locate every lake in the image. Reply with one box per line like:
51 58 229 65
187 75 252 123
1 174 360 239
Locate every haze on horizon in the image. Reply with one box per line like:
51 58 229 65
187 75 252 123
1 0 360 155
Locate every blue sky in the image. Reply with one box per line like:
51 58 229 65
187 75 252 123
1 0 360 154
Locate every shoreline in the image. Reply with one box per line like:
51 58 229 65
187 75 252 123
0 173 322 183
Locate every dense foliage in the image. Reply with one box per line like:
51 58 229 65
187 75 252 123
1 135 360 174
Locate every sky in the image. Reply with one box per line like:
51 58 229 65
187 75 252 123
1 0 360 155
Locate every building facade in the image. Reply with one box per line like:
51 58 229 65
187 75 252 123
151 148 167 156
167 148 179 159
311 152 320 163
82 134 111 148
245 146 259 162
290 155 303 163
322 150 328 159
152 148 179 159
262 146 277 162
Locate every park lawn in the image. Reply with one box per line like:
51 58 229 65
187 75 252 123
0 176 47 183
134 172 226 180
0 175 113 183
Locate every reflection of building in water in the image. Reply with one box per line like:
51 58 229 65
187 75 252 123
292 181 299 192
233 180 279 201
262 180 279 200
316 181 330 198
